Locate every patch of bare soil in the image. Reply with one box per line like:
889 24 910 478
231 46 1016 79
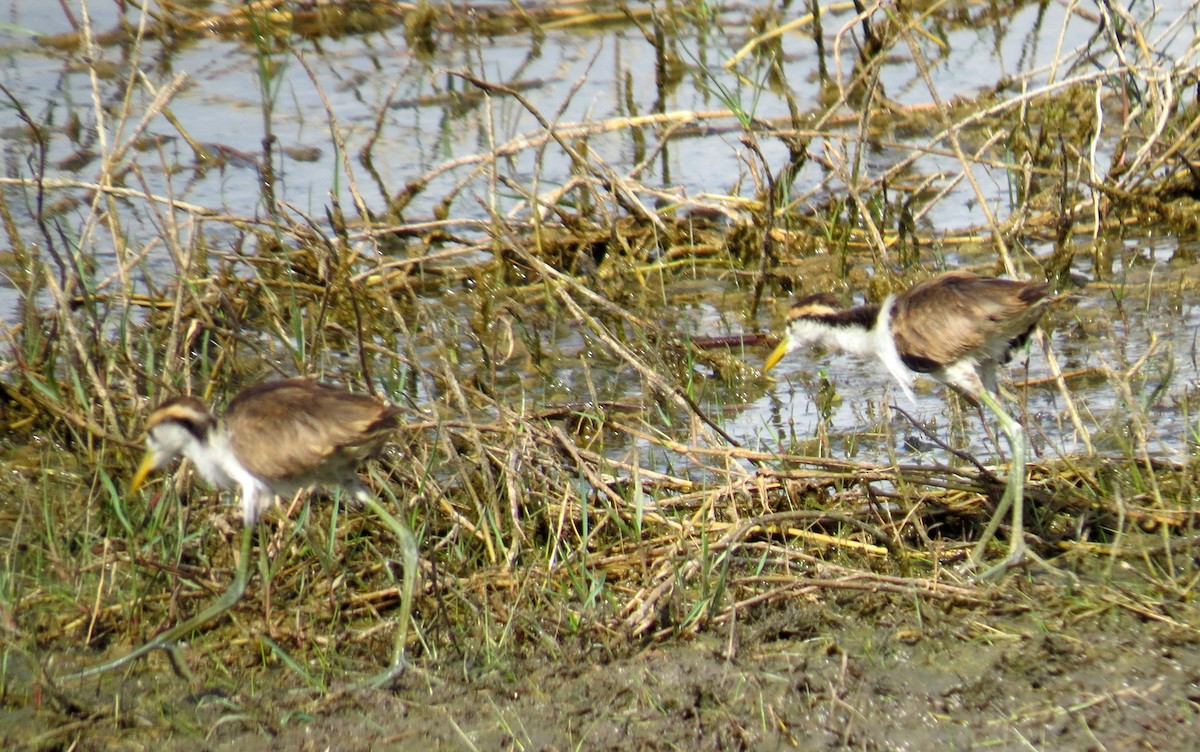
24 574 1191 752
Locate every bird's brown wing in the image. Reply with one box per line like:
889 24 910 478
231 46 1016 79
225 379 400 483
891 271 1049 372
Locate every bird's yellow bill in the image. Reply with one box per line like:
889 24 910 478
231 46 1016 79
762 337 790 373
128 451 156 495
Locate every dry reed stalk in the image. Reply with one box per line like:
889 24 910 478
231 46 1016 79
9 0 1200 712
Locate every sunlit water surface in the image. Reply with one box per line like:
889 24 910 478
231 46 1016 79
2 1 1198 470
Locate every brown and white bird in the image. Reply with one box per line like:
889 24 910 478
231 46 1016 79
763 271 1054 577
67 378 416 687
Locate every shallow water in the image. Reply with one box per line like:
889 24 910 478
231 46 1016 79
1 0 1198 463
7 5 1200 751
6 1 1192 234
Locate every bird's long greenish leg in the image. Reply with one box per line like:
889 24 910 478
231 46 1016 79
62 524 255 681
969 390 1028 576
354 491 417 689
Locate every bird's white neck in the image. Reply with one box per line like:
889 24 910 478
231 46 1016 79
789 297 917 402
800 314 879 358
181 426 274 524
178 428 234 489
873 297 917 402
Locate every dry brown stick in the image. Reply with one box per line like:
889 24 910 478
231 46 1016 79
499 236 753 464
0 177 216 216
723 1 860 69
729 510 903 557
715 572 989 619
622 503 910 634
450 69 671 235
535 430 696 492
611 419 993 489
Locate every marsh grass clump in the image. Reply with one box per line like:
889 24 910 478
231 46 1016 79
4 0 1200 747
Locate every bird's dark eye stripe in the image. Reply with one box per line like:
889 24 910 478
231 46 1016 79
159 414 213 443
799 305 878 329
182 417 212 442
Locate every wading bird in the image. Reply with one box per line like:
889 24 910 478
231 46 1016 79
763 270 1053 578
65 378 416 687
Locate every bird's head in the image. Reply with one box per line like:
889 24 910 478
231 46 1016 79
763 293 845 372
129 396 216 494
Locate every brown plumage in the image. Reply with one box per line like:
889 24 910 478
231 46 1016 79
761 270 1059 578
890 272 1051 395
765 270 1052 401
78 378 417 686
225 380 401 490
132 378 402 524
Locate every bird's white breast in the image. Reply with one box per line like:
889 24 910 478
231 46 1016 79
184 427 276 524
874 297 917 403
